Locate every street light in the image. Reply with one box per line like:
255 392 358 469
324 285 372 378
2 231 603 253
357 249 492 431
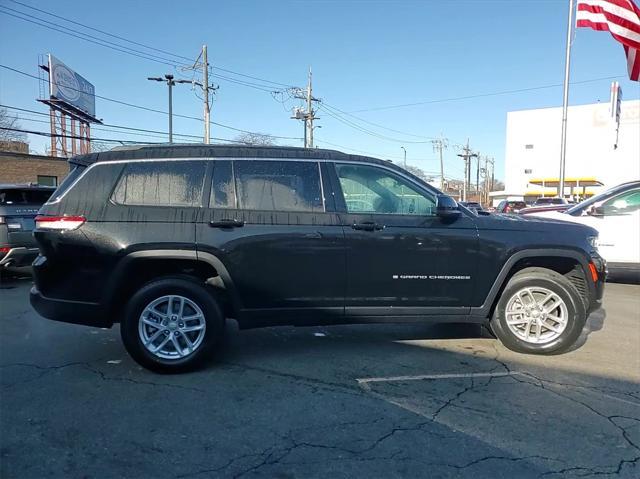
147 74 192 143
401 146 407 169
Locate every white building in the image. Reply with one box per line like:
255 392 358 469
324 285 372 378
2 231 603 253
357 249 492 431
500 98 639 203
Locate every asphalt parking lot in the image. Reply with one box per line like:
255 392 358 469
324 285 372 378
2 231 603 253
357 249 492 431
1 277 639 479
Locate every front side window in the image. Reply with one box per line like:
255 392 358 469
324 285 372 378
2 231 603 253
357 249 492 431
336 163 435 216
601 188 640 215
112 160 206 207
233 160 324 212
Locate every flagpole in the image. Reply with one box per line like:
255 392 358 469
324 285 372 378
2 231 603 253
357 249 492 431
559 0 575 198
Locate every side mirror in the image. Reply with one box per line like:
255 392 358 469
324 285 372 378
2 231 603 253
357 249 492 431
436 195 461 220
589 205 605 216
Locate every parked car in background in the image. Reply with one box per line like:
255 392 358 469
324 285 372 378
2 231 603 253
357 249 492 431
495 200 527 213
30 145 605 373
0 184 55 275
530 180 640 277
533 197 568 206
519 204 573 216
459 201 484 213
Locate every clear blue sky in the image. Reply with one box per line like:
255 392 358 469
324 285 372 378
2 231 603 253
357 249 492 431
1 0 639 181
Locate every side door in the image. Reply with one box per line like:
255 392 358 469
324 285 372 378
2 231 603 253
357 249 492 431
329 161 479 316
593 187 640 265
196 159 345 324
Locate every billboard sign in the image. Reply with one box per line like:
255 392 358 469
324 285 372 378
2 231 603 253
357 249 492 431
48 54 96 118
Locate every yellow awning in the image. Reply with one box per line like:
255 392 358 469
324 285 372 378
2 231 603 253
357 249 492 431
528 177 604 188
524 189 599 197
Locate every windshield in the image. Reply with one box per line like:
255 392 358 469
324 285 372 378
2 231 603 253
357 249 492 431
566 183 636 216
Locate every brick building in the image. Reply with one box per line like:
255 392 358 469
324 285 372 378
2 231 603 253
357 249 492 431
0 149 70 186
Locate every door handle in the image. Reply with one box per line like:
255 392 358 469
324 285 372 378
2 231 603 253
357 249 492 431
209 219 244 228
352 221 384 232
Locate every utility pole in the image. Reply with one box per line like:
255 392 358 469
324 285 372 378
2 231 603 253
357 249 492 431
431 136 448 191
185 45 219 144
457 139 477 202
476 153 481 197
148 73 194 143
292 67 320 148
202 45 211 144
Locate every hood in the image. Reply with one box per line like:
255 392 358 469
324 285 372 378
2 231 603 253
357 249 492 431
476 212 597 236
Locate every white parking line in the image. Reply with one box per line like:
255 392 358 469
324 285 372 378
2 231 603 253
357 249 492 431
356 371 525 391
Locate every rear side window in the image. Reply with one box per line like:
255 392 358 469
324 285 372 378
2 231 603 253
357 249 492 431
233 160 324 212
210 161 236 208
112 160 207 207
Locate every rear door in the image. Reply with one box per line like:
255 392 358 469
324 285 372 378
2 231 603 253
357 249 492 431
329 161 479 315
196 159 345 323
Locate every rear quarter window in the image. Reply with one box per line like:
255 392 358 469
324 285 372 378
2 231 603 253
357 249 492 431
112 160 207 207
47 165 86 203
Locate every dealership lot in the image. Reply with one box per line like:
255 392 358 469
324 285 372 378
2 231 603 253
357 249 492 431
1 278 639 478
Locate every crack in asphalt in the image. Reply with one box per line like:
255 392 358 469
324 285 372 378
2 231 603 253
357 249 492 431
0 362 204 393
487 350 640 477
223 361 365 399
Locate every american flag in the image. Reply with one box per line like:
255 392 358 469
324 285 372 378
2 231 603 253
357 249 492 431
576 0 640 81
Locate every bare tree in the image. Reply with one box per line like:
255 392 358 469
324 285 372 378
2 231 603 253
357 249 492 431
234 132 276 146
0 107 27 142
91 140 114 153
397 163 428 180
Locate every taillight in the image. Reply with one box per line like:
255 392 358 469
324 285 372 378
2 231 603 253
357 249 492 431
0 246 10 254
35 215 86 231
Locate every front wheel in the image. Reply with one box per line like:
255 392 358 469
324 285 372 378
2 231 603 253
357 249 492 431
120 277 224 373
491 267 587 354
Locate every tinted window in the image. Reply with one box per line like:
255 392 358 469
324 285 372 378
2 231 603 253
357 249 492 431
336 163 435 215
0 188 52 205
210 161 236 208
48 165 85 203
233 160 324 212
112 160 206 207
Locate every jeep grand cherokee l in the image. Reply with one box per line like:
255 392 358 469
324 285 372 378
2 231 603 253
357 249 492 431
30 145 605 373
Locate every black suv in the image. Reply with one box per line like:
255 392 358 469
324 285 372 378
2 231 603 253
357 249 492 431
30 145 605 372
0 184 55 274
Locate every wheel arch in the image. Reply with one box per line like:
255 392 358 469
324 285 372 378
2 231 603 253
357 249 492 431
472 248 592 320
103 249 242 322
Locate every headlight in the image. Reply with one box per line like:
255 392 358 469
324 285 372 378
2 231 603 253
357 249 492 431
587 235 599 250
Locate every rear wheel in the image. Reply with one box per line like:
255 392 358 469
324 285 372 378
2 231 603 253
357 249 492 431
491 267 587 354
120 277 224 373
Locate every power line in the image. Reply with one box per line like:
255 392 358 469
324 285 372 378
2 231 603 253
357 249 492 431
319 103 434 144
0 65 302 141
1 104 246 143
4 0 295 90
0 7 185 69
1 126 160 144
349 75 627 113
320 100 437 141
7 0 194 63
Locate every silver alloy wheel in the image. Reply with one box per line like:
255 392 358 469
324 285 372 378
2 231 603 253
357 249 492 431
138 295 206 360
505 286 568 344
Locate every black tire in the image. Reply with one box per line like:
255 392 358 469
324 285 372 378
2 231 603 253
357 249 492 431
120 276 224 373
491 267 587 355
